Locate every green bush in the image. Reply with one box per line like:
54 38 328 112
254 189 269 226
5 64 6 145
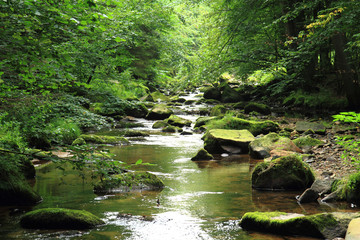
47 119 82 145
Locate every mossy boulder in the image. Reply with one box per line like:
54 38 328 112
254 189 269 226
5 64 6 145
203 129 255 154
94 171 165 194
293 136 323 148
74 134 129 145
90 101 148 118
221 84 242 103
0 154 42 206
123 130 149 137
146 104 173 120
249 133 302 159
240 211 358 239
191 148 214 161
328 172 360 204
165 115 192 128
296 121 326 135
72 137 86 146
194 116 221 128
210 105 227 116
206 115 280 136
203 87 221 100
162 125 182 133
252 154 315 190
244 102 271 115
150 91 170 102
20 208 104 229
152 120 169 129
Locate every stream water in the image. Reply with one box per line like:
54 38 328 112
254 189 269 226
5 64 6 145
0 93 357 239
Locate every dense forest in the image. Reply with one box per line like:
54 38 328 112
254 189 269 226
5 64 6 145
1 0 360 239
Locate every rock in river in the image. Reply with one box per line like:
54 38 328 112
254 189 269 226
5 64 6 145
251 154 315 190
146 104 173 120
203 129 255 154
20 208 104 229
94 171 165 194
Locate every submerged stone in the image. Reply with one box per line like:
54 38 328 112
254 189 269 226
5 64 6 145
249 133 302 159
20 208 104 229
203 129 255 154
252 154 315 190
240 211 358 239
94 171 165 194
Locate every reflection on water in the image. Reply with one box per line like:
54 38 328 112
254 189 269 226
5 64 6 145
0 126 358 239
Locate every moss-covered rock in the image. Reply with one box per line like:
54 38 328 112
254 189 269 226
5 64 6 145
293 136 323 148
203 129 255 154
194 116 221 128
75 134 129 145
296 121 326 135
203 87 221 100
329 172 360 204
191 148 214 161
146 104 173 120
165 115 192 128
210 105 227 116
249 133 302 159
0 154 42 205
72 137 86 146
244 102 271 115
90 101 148 118
221 84 242 103
206 115 280 136
161 125 182 133
20 208 104 229
252 154 315 190
152 120 169 129
240 211 354 239
151 91 170 102
123 130 149 137
94 171 165 194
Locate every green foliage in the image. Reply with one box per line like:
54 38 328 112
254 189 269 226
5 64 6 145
47 119 81 145
333 112 360 169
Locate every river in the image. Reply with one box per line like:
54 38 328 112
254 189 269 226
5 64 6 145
0 93 355 239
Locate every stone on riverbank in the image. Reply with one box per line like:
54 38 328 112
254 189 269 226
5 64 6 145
249 133 302 159
252 154 314 190
165 115 192 127
194 116 221 128
20 208 104 229
297 179 334 203
203 129 255 154
293 136 323 148
203 87 221 100
221 84 242 103
240 211 360 239
296 121 326 135
146 104 173 120
206 115 280 136
191 148 214 161
94 171 165 194
324 172 360 204
210 105 227 116
73 134 129 145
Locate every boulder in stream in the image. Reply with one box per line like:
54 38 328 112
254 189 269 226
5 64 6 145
165 115 192 128
203 129 255 154
94 171 165 194
221 84 242 103
244 102 271 115
203 87 221 100
240 211 360 239
146 104 173 120
249 133 302 159
20 208 104 229
251 154 315 190
191 148 214 161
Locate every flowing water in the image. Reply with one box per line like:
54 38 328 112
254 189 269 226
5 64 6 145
0 93 357 239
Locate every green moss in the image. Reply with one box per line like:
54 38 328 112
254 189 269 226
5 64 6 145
20 208 104 229
165 115 192 127
94 171 165 193
191 148 214 161
210 105 227 116
206 115 280 136
72 137 86 146
240 211 337 238
78 134 129 145
244 102 271 115
194 116 221 128
293 136 323 148
151 91 170 102
152 120 169 129
252 154 315 190
162 125 182 133
146 104 173 120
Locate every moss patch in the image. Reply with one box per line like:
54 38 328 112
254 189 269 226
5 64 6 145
244 102 271 115
252 154 315 190
146 104 173 120
165 115 192 127
191 148 214 161
20 208 104 229
210 105 227 116
206 115 280 136
240 211 338 238
293 136 323 148
94 171 165 194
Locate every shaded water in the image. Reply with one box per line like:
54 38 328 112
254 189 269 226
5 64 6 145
0 95 357 239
